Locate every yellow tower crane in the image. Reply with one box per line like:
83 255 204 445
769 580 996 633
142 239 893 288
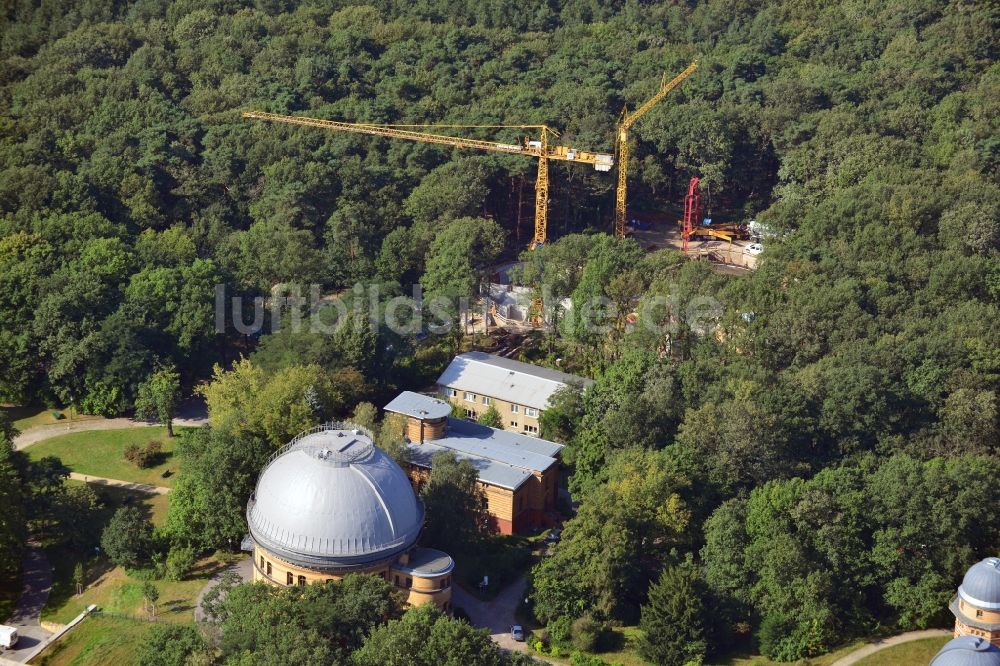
242 111 614 248
614 60 699 239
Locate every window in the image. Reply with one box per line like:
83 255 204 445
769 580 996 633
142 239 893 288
510 420 518 428
482 396 491 405
524 424 538 434
977 609 985 618
440 577 448 590
406 578 412 588
525 407 539 417
286 572 294 585
266 561 272 577
510 404 519 413
449 388 457 397
259 555 265 571
464 392 476 402
464 408 477 419
394 575 400 587
298 575 306 587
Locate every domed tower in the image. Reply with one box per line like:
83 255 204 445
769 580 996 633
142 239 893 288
951 558 1000 646
931 636 1000 666
246 423 454 610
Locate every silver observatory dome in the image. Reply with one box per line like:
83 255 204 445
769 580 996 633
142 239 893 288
247 424 424 570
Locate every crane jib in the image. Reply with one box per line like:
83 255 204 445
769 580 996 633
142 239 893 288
241 111 612 168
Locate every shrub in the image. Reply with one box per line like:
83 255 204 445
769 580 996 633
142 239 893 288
125 440 163 468
548 615 572 643
571 614 601 652
570 651 607 666
165 545 197 581
124 443 142 465
134 622 206 666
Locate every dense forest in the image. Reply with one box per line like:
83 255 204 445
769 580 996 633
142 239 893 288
1 0 998 663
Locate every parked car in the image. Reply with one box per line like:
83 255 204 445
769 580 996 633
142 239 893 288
510 625 525 642
0 625 19 650
745 242 764 255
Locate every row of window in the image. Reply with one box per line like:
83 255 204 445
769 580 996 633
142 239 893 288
259 556 451 593
450 389 537 417
393 574 451 591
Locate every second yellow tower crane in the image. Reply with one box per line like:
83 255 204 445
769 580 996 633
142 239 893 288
614 60 699 239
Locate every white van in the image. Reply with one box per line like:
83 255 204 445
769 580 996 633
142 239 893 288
0 625 18 649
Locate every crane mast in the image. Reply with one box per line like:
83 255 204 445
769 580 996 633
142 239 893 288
614 60 699 239
242 111 612 248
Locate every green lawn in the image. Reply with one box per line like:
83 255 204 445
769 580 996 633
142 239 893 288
532 626 869 666
25 427 189 487
44 480 172 624
854 636 950 665
1 404 103 432
36 615 175 666
44 557 226 625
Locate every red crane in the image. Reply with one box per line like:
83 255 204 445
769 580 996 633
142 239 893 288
682 176 701 256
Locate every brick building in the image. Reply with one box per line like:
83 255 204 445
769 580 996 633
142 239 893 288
436 352 593 435
384 391 563 534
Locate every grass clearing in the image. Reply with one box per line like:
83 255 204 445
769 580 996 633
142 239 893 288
712 639 867 666
853 636 950 665
35 615 168 666
530 627 870 666
44 480 171 623
25 427 189 487
44 557 224 625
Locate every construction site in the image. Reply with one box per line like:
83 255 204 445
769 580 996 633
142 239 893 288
245 60 768 334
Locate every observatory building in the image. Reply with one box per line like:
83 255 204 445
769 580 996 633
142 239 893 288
951 557 1000 647
246 423 453 610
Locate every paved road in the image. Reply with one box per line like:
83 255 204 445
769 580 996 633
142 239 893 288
68 472 170 495
451 576 558 662
12 408 208 451
2 544 53 663
828 629 951 666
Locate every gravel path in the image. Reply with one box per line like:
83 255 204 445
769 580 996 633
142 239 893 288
828 629 951 666
2 543 53 663
68 472 170 495
13 415 208 451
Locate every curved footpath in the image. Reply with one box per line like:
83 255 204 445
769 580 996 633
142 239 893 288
829 629 951 666
12 414 208 451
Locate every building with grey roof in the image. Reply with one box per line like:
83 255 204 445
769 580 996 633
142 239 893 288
952 558 1000 648
437 351 593 435
931 637 1000 666
246 423 454 610
385 391 563 534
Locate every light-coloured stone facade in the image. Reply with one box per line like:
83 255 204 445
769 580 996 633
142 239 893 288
252 544 453 611
441 388 542 435
953 596 1000 647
